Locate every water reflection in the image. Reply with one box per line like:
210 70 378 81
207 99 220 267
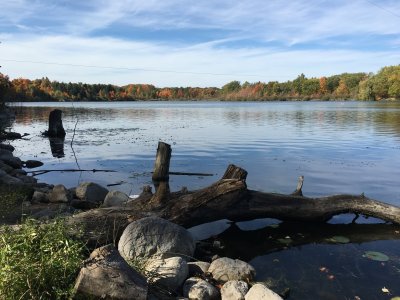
48 137 65 158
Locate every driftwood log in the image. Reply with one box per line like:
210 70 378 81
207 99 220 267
67 160 400 247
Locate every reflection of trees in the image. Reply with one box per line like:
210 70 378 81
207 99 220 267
211 221 400 262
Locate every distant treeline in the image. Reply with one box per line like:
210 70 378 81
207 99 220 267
0 65 399 103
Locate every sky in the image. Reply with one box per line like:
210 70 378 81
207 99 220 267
0 0 399 87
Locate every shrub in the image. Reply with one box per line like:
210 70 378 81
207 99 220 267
0 218 86 299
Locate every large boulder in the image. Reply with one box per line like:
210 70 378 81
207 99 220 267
0 149 13 159
245 284 283 300
31 191 49 203
221 280 249 300
118 216 195 261
145 256 188 292
103 190 129 207
208 257 256 283
74 244 147 300
75 182 108 204
49 184 72 203
183 277 220 300
0 160 14 173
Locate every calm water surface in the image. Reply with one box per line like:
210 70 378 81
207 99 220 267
7 101 400 299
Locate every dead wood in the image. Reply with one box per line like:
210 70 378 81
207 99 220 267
66 163 400 247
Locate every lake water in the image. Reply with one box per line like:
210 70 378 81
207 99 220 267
7 101 400 299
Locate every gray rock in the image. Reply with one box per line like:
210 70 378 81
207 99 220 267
74 244 147 300
118 216 195 261
103 190 129 207
10 169 27 176
183 277 220 300
2 156 22 169
0 160 14 173
24 160 44 168
221 281 249 300
0 170 23 185
15 174 37 184
145 256 188 292
208 257 256 283
75 182 108 204
187 261 211 277
49 184 72 203
0 144 15 152
31 191 49 203
0 148 13 159
245 284 283 300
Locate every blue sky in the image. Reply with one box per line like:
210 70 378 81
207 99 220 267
0 0 399 87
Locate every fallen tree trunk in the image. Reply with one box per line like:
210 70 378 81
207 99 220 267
67 164 400 247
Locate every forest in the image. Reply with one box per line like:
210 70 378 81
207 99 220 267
0 65 399 103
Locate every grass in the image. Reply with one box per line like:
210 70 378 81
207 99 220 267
0 184 33 224
0 218 86 299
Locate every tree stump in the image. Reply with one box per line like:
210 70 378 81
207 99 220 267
152 142 171 181
44 109 66 138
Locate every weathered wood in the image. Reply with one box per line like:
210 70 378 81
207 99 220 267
291 175 304 196
43 109 66 138
66 164 400 247
152 142 171 181
28 169 116 176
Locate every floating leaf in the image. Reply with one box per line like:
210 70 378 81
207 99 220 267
363 251 389 262
390 297 400 300
382 287 390 293
269 224 279 229
327 235 350 244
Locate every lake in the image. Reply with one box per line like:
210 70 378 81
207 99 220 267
7 101 400 299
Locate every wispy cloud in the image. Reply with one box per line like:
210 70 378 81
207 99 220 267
0 0 399 86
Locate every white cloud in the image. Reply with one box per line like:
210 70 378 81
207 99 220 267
1 34 399 87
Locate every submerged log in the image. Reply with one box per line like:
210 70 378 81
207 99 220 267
67 163 400 247
43 109 66 138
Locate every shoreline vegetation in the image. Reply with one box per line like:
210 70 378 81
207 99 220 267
0 65 399 104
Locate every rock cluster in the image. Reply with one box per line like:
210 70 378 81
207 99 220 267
73 216 283 300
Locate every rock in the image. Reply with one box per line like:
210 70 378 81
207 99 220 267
0 149 13 159
103 190 129 207
15 174 37 184
75 182 108 204
70 199 99 210
2 156 22 169
49 184 72 203
24 160 44 168
118 216 195 261
221 281 249 300
74 244 147 300
208 257 256 283
0 160 14 173
10 169 27 176
31 191 49 203
0 170 23 185
245 284 283 300
2 132 22 140
188 261 211 277
183 277 220 300
145 256 188 292
0 144 15 152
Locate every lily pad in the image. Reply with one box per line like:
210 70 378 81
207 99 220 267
327 235 350 244
390 297 400 300
363 251 389 262
269 224 280 229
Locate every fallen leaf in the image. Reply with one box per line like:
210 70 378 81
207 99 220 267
382 287 390 294
319 267 328 272
327 275 335 280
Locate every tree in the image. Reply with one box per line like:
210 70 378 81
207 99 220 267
222 81 241 93
0 73 11 105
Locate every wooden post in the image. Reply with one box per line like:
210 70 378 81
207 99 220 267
291 175 304 196
45 109 66 138
152 141 172 181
